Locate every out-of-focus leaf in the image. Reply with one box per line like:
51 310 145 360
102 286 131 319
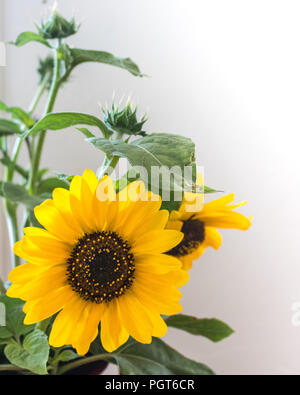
10 31 51 48
55 173 75 183
0 156 28 179
1 182 43 209
23 112 111 139
0 119 20 136
68 48 144 77
0 101 35 128
37 177 69 195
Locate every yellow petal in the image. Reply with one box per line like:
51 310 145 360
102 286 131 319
133 230 183 255
116 201 163 240
52 188 84 237
133 210 169 236
117 180 146 203
21 234 71 258
204 227 222 249
8 262 45 284
179 256 194 271
82 169 99 194
95 175 116 202
202 194 235 211
132 283 183 315
118 292 153 344
202 212 252 230
23 286 73 324
69 176 95 233
34 200 81 243
49 296 85 348
135 254 181 274
143 308 168 338
135 271 184 298
7 265 67 300
100 300 129 352
165 220 183 231
71 302 105 355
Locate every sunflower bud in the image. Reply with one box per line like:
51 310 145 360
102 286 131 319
103 101 147 137
39 10 78 40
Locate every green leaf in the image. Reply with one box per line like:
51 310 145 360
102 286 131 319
4 329 50 375
23 112 111 139
0 101 35 128
114 172 140 194
54 350 79 363
114 338 214 375
37 177 69 195
55 173 75 183
0 327 11 340
69 48 144 77
1 182 43 209
204 186 222 194
0 295 35 339
0 338 14 346
28 210 43 228
10 31 51 48
89 133 195 194
90 133 194 168
37 168 50 182
76 127 96 139
165 315 234 342
160 199 182 212
0 155 29 179
0 119 20 136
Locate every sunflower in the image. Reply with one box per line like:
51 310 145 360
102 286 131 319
7 170 188 355
166 181 252 270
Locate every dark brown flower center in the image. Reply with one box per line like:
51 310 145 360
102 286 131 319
66 231 135 303
167 217 205 257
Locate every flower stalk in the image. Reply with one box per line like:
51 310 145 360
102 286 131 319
1 66 55 269
28 43 61 195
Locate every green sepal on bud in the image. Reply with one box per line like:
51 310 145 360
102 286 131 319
103 101 147 137
39 10 79 40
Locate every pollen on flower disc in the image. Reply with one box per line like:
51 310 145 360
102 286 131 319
66 231 135 303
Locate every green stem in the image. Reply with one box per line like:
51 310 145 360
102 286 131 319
28 73 50 116
0 364 27 372
0 277 6 294
28 47 61 195
1 69 50 270
6 137 23 182
3 199 20 267
2 137 20 267
98 155 120 180
57 354 109 375
6 73 50 184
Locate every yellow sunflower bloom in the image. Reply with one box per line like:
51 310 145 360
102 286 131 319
166 183 252 270
7 169 188 355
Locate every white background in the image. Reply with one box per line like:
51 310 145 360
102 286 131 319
1 0 300 375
